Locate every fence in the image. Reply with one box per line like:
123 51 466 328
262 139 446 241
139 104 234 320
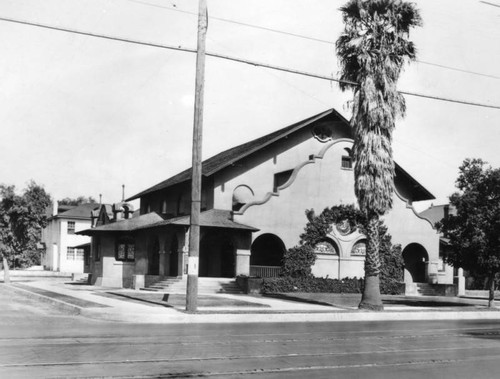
249 265 281 278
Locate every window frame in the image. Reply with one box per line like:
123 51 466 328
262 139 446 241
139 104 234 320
67 221 76 234
115 236 135 262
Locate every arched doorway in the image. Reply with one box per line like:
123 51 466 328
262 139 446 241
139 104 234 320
402 243 428 283
251 234 286 266
199 231 235 278
168 235 179 277
148 238 160 275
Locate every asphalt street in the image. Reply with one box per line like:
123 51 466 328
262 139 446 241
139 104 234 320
2 286 500 378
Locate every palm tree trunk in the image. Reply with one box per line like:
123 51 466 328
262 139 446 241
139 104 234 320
359 214 384 310
488 274 495 308
2 255 10 284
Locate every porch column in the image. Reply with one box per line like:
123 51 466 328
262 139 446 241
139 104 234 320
158 237 167 277
180 227 190 277
427 260 439 284
235 249 250 276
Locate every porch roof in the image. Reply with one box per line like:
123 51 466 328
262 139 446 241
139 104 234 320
77 209 258 235
136 209 259 232
76 212 165 235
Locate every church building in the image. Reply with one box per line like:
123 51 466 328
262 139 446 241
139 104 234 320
79 108 454 290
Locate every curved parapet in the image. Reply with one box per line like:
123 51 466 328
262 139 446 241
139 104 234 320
394 188 435 229
234 138 354 215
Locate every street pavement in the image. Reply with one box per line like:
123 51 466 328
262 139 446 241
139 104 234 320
3 281 500 378
2 278 500 324
2 283 500 379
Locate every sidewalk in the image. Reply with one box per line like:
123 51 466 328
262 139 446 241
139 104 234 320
3 278 500 324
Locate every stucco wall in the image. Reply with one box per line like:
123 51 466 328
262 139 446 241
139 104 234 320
228 135 446 283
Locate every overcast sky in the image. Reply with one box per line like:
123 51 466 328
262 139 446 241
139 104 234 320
0 0 499 211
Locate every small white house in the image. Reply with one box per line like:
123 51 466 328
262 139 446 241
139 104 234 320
41 203 99 273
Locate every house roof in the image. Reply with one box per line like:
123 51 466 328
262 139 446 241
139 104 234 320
77 209 258 235
77 212 165 235
127 109 335 201
127 108 434 202
419 204 457 225
50 203 100 220
135 209 259 231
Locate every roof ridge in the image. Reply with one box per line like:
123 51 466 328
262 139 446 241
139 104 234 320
126 109 335 201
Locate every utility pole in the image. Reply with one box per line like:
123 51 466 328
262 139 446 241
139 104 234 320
186 0 208 312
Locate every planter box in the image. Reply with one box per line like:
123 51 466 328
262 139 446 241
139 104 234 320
236 276 263 294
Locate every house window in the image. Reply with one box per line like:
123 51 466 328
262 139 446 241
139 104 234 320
116 236 135 261
341 156 353 170
273 170 293 192
67 221 75 234
95 239 101 262
351 240 367 256
314 240 338 255
67 247 84 260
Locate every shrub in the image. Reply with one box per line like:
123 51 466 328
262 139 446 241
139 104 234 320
280 245 316 278
262 276 363 294
277 204 404 295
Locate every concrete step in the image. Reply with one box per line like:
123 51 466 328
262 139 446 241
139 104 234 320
416 283 439 296
141 277 243 294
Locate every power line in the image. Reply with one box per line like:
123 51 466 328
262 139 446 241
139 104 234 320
1 16 500 110
125 0 500 81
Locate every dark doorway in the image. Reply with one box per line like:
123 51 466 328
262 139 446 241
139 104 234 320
402 243 428 283
168 235 179 277
199 231 235 278
250 234 286 266
148 238 160 275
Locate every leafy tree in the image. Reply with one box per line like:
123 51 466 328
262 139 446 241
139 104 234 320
58 196 97 206
0 181 52 283
336 0 421 310
437 159 500 308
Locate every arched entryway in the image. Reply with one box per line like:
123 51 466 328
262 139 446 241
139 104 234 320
251 233 286 266
402 243 428 283
199 231 235 278
168 235 179 277
148 238 160 275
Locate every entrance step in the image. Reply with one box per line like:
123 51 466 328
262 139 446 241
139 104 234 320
415 283 439 296
141 277 244 294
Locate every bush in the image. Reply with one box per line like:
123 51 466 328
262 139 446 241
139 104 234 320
280 245 316 278
276 204 405 295
262 276 363 294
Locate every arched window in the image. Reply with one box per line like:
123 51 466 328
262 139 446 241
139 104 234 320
232 185 254 211
116 236 135 262
342 148 353 170
351 240 367 256
314 239 339 255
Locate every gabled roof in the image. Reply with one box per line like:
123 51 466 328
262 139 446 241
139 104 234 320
127 108 434 202
77 209 258 235
127 109 336 201
50 203 100 220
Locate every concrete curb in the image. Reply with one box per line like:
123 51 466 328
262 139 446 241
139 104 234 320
78 307 500 324
5 283 500 324
2 284 82 315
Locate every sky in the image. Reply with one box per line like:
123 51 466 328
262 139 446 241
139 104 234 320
0 0 499 212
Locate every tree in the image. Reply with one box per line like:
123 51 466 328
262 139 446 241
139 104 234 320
336 0 421 310
58 196 97 206
0 181 52 283
437 159 500 308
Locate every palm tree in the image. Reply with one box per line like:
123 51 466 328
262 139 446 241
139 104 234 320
336 0 422 310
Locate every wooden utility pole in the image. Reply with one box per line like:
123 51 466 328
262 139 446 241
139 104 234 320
186 0 208 312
